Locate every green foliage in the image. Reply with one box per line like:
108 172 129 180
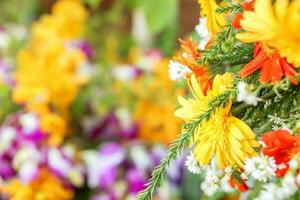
0 0 40 25
215 3 242 14
85 0 102 9
0 85 20 122
198 26 253 77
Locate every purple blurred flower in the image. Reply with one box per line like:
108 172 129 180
83 143 124 189
0 59 15 86
65 40 94 60
126 168 146 194
78 41 94 60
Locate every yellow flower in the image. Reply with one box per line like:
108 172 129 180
12 0 88 144
13 43 85 116
237 0 300 66
132 59 183 144
198 0 226 35
35 0 87 41
40 112 67 145
1 168 73 200
175 73 259 168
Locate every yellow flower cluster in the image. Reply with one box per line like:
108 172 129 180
1 168 73 200
175 73 259 169
12 0 88 144
237 0 300 66
132 59 183 144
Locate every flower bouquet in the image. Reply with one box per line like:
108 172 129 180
138 0 300 199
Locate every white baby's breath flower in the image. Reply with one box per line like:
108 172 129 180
244 155 277 182
195 17 210 50
168 60 191 81
201 178 220 197
256 172 298 200
237 82 260 106
220 175 234 193
280 173 298 197
185 152 202 174
255 183 278 200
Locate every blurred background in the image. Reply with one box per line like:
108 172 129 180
0 0 219 200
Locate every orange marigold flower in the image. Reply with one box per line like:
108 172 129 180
239 42 297 84
174 38 212 94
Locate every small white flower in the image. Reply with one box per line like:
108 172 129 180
129 145 152 172
241 172 248 180
0 31 10 50
220 175 234 193
201 180 219 197
280 173 297 197
244 155 277 182
13 145 41 183
19 113 39 134
256 170 298 200
168 60 191 81
185 152 202 174
237 82 260 106
195 17 210 50
224 166 233 175
255 183 278 200
111 65 137 83
0 127 16 154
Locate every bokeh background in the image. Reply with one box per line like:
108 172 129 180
0 0 219 200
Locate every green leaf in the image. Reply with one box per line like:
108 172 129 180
141 0 178 33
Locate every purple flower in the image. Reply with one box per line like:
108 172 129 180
78 41 94 60
90 192 117 200
126 168 146 194
0 158 15 179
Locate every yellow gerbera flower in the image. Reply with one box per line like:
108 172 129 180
237 0 300 67
198 0 226 35
175 73 259 168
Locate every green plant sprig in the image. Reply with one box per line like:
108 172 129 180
137 89 236 200
215 3 242 14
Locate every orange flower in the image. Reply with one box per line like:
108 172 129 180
174 38 212 94
239 42 297 84
231 1 254 29
232 13 243 29
262 130 295 164
229 177 248 192
262 130 300 176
